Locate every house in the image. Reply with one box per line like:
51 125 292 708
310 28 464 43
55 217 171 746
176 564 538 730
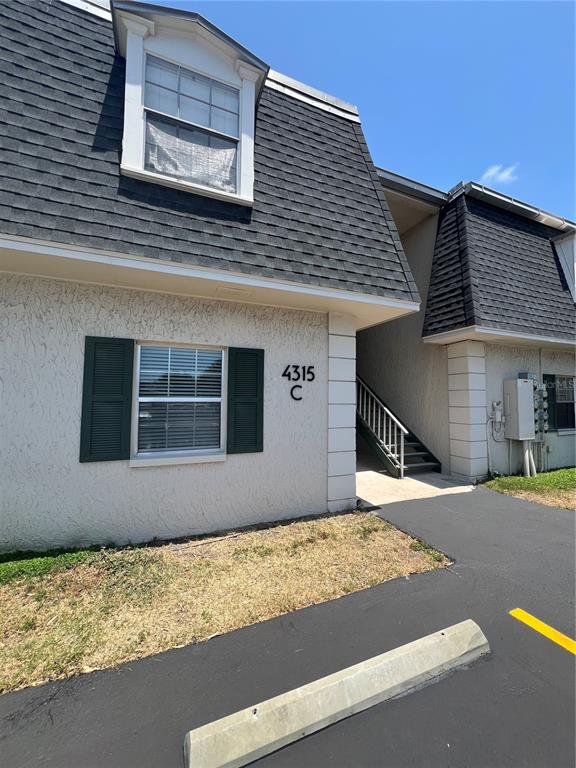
0 0 573 553
358 171 575 480
0 0 420 552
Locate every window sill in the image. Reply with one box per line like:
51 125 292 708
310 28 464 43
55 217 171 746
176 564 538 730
555 429 576 436
120 165 254 207
129 452 226 468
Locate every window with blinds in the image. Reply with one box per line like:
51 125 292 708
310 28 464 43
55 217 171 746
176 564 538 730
144 56 239 193
137 345 224 454
543 373 576 431
555 375 575 430
556 376 575 404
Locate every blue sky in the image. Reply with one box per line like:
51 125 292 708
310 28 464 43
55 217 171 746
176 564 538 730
155 1 574 218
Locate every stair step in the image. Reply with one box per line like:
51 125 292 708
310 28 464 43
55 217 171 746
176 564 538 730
404 455 434 465
404 461 441 474
356 378 441 479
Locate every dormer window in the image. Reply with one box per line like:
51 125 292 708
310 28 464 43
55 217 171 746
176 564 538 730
144 56 240 193
113 4 267 206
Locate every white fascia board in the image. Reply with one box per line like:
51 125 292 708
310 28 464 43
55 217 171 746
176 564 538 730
449 182 576 233
423 325 575 351
266 71 361 123
0 235 419 330
58 0 112 21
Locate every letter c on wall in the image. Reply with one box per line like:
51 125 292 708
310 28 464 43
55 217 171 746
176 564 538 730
290 385 303 401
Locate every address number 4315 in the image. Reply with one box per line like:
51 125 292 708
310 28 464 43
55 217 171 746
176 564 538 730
282 364 315 382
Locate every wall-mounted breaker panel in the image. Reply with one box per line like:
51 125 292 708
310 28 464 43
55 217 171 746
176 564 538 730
504 378 536 440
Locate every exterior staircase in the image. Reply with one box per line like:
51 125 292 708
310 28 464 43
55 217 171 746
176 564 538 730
356 376 441 478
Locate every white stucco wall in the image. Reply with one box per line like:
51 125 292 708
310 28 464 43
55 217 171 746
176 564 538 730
357 214 450 469
485 344 575 474
0 274 329 552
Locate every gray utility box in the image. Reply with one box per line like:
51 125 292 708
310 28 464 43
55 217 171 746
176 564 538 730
504 378 535 440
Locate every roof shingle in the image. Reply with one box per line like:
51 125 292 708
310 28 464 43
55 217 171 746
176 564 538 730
0 0 419 303
423 195 575 340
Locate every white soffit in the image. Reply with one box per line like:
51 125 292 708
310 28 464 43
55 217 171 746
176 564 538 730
423 325 575 351
0 236 419 331
384 189 439 235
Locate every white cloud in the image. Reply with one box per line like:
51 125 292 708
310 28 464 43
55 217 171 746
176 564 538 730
480 163 519 185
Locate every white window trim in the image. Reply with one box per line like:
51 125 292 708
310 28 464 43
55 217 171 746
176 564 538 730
143 54 241 195
554 232 576 302
119 16 258 205
129 453 226 468
130 341 228 466
121 166 254 207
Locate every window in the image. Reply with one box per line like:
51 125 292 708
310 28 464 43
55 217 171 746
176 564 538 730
136 345 224 455
116 11 263 204
554 375 575 430
80 337 264 463
144 56 239 193
544 374 575 431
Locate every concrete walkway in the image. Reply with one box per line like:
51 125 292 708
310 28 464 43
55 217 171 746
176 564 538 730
357 454 473 505
0 489 574 767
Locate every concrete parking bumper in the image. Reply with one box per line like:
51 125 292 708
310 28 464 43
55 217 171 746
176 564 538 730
184 619 490 768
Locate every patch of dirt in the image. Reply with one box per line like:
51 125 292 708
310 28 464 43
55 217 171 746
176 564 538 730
0 512 449 693
498 488 575 510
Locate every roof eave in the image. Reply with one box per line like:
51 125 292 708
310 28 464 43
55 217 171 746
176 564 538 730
449 182 576 233
376 168 448 207
423 325 575 351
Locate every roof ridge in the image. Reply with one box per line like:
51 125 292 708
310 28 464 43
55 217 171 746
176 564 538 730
455 195 480 327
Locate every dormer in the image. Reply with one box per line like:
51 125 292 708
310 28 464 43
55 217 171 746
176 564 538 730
112 1 268 205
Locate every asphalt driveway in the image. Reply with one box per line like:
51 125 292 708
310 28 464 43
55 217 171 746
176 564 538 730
1 487 574 767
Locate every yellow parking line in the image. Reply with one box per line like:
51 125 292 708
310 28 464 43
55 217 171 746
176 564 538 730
509 608 576 656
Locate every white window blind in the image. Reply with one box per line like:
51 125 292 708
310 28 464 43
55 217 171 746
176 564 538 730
144 56 239 193
556 376 575 403
137 345 223 454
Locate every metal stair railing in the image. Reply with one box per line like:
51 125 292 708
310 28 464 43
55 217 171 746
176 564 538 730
356 377 408 478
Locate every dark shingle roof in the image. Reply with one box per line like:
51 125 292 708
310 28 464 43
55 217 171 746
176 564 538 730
423 194 575 340
0 0 418 303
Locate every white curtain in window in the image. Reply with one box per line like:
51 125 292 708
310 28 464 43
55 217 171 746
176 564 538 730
145 116 237 193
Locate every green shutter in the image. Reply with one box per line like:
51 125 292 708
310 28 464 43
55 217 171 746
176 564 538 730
80 337 134 462
543 374 557 431
227 347 264 454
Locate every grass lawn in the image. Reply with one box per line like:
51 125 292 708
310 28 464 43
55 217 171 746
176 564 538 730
485 468 575 510
0 511 448 694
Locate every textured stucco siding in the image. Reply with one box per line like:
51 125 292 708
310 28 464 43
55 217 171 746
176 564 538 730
485 344 576 474
0 275 329 552
357 214 450 470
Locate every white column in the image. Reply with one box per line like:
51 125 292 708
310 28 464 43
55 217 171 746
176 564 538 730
327 313 357 513
236 63 259 201
120 18 154 171
447 340 488 480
